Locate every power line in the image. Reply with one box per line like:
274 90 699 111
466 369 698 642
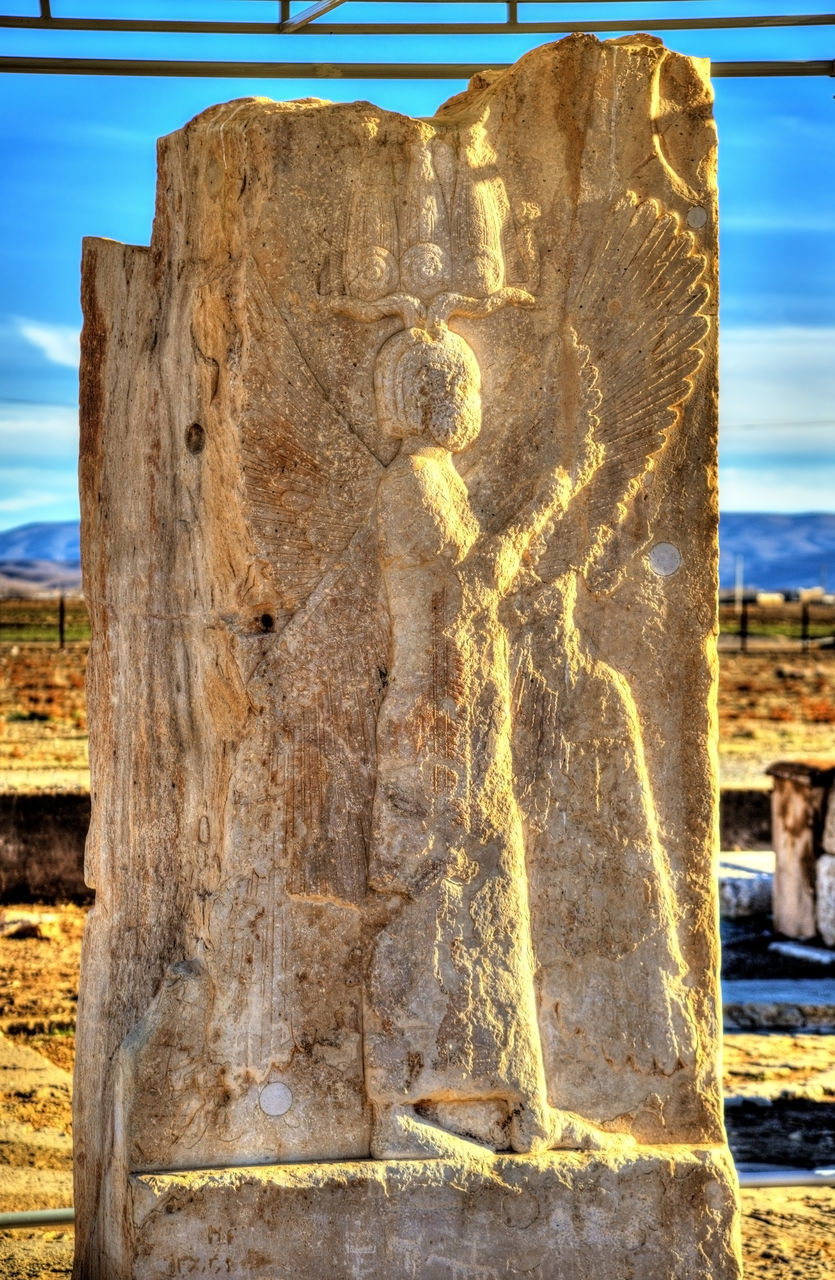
725 420 835 429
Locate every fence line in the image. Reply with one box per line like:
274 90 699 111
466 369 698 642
0 595 88 648
0 595 832 651
720 599 835 652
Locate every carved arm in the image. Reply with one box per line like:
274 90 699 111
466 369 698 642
464 466 577 598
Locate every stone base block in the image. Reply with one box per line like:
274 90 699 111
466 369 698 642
817 854 835 946
131 1146 741 1279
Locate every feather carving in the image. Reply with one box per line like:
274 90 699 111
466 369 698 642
566 192 709 584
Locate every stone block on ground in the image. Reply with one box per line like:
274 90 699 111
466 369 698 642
722 979 835 1031
131 1148 739 1280
816 854 835 947
720 788 772 852
768 761 835 940
0 794 90 903
719 851 774 919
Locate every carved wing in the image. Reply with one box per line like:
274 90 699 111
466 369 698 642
510 192 709 809
240 264 388 903
565 192 710 582
263 526 389 905
241 262 383 625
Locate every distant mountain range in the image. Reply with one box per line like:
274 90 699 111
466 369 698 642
718 513 835 593
0 521 80 566
0 522 81 596
0 515 834 596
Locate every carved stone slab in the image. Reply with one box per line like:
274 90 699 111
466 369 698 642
75 34 740 1279
131 1148 739 1280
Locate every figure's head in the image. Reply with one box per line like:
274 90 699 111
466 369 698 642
375 326 482 453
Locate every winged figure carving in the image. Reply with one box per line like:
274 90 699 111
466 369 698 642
229 139 710 1157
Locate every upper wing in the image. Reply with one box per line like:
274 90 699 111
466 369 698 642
565 192 710 584
510 192 709 813
238 262 388 902
264 524 389 905
240 262 383 628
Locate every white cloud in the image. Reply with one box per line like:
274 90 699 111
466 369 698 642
0 488 71 515
718 326 835 511
66 122 151 148
0 403 80 528
16 319 80 369
719 464 835 514
0 470 80 530
0 403 78 467
720 326 835 436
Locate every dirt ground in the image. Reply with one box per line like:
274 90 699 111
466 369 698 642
0 644 87 794
718 649 835 788
2 642 835 1274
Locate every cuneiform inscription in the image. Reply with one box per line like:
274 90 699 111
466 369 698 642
347 1241 378 1280
393 1237 501 1279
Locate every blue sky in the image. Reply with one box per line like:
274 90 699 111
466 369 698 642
0 4 833 528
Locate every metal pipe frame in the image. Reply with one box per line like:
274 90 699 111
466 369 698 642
737 1167 835 1188
293 17 834 34
0 9 832 36
0 1206 75 1228
1 3 830 75
0 55 831 77
284 10 835 34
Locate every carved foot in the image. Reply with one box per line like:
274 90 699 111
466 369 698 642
510 1102 634 1154
547 1108 633 1152
371 1105 497 1161
372 1101 632 1160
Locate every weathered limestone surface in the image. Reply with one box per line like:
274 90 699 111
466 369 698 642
131 1148 739 1280
75 34 739 1278
768 760 835 940
817 855 835 946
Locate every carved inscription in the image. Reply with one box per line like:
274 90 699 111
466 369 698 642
347 1241 378 1280
393 1237 502 1279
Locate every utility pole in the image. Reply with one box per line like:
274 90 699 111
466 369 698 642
740 598 749 654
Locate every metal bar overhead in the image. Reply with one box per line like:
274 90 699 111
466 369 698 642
0 56 831 78
0 2 832 77
1 8 833 35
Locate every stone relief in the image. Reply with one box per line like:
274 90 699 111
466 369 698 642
226 134 709 1158
75 41 743 1279
112 129 710 1169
